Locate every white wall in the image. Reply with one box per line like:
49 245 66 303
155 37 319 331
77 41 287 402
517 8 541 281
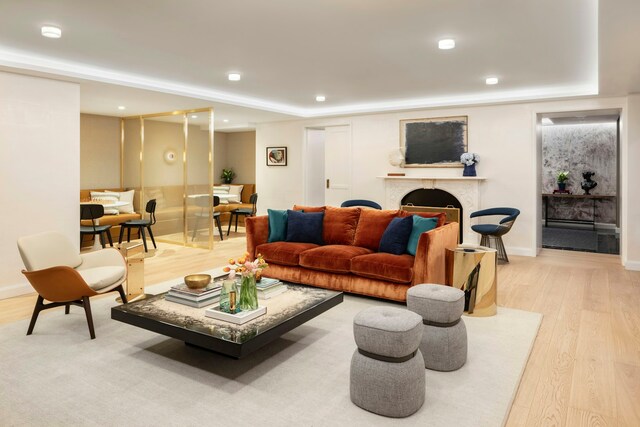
256 96 632 263
626 94 640 270
213 131 228 183
225 131 256 184
0 72 80 298
80 114 120 189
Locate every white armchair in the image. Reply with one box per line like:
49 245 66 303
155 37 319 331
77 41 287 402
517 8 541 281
17 231 128 339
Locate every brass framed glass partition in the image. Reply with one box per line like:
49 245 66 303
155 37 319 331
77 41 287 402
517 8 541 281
121 108 215 249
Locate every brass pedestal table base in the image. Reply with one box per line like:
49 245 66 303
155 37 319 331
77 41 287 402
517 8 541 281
115 242 152 303
445 244 497 317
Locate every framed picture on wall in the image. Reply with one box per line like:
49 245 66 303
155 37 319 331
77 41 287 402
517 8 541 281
266 146 287 166
400 116 468 167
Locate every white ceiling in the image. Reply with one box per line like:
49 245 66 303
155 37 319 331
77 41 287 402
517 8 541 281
0 0 637 124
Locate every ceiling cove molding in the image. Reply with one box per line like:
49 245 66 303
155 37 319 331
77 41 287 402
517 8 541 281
0 47 598 118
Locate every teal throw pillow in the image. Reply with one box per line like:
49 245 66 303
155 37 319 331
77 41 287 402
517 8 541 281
267 209 288 242
406 216 438 255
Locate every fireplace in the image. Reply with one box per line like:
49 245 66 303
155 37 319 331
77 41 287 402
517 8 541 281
378 175 485 244
401 189 464 241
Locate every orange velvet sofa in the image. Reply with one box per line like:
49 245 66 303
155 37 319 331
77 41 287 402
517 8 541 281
246 206 458 302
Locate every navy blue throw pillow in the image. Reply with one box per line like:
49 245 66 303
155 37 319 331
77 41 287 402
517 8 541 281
286 209 324 245
378 216 414 255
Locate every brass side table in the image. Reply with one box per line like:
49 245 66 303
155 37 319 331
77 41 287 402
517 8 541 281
445 244 497 317
117 242 148 302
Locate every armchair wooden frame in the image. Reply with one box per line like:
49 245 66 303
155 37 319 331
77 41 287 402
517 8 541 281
22 266 128 339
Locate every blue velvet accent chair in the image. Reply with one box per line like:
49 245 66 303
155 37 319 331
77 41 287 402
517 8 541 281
340 199 382 210
470 207 520 262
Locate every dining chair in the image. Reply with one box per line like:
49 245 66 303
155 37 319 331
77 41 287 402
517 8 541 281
118 199 157 252
227 193 258 235
340 199 382 210
470 207 520 262
17 231 128 339
80 204 113 248
191 195 224 241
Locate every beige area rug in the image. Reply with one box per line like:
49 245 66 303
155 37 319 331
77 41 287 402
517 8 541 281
0 274 541 427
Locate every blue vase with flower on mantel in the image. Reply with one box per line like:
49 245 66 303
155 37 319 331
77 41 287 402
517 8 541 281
463 163 477 177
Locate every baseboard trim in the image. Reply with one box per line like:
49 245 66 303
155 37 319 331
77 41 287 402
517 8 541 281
0 282 33 300
624 261 640 271
505 246 536 257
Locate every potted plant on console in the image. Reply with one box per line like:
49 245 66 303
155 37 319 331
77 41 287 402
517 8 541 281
557 171 569 192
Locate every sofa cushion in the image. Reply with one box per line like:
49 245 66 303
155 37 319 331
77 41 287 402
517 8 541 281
293 205 326 213
323 206 361 245
267 209 288 242
286 210 324 245
90 191 119 215
353 209 398 251
227 184 244 203
105 189 135 214
397 210 446 227
256 242 319 266
300 245 373 274
351 253 415 284
379 216 414 255
407 216 438 256
77 266 126 291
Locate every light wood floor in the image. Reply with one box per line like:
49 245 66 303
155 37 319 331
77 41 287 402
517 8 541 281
2 233 639 426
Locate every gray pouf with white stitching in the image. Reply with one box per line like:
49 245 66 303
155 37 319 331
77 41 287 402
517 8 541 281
350 306 425 418
407 284 468 372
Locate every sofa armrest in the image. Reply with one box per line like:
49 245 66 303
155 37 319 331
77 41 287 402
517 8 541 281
246 215 269 258
412 222 458 286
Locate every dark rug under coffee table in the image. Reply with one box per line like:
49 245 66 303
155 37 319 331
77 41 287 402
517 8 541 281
111 283 343 358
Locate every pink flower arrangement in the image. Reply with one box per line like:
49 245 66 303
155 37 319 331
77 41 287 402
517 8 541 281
223 252 268 279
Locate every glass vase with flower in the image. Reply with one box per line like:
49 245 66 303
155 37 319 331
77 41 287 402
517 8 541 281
223 252 268 311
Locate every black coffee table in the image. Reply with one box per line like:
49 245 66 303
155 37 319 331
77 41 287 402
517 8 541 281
111 283 343 358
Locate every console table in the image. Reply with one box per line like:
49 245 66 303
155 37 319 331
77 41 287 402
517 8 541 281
542 194 616 230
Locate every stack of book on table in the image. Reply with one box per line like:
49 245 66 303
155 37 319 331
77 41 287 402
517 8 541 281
256 277 287 300
165 281 222 308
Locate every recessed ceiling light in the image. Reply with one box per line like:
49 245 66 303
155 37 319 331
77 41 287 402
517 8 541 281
315 95 326 102
228 73 241 81
41 25 62 39
438 39 455 50
117 106 126 110
223 119 229 123
191 115 198 119
485 77 499 85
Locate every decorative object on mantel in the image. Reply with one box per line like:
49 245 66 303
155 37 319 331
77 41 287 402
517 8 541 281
387 173 406 177
556 171 569 191
400 116 468 167
223 252 269 311
221 168 236 184
388 147 406 167
460 153 479 176
581 171 597 195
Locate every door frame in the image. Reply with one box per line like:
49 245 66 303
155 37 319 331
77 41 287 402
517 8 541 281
533 107 624 259
303 123 353 206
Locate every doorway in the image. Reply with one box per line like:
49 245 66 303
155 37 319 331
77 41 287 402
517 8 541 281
304 125 352 207
538 110 620 255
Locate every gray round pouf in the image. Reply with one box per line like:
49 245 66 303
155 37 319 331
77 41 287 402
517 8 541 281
350 306 425 418
407 284 468 372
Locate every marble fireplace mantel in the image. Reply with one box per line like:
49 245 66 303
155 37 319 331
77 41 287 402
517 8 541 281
377 176 486 243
